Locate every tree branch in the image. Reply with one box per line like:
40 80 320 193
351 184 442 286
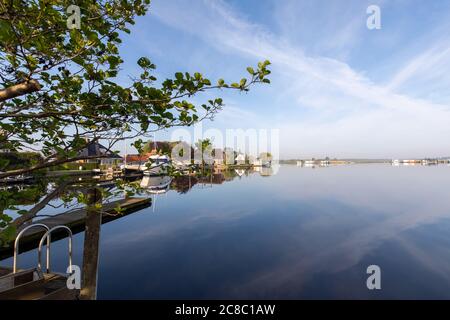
0 79 41 102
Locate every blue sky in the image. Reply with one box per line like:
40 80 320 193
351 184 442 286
115 0 450 159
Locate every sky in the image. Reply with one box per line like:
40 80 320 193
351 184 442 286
115 0 450 159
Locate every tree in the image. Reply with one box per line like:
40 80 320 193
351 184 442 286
0 0 271 245
0 0 271 179
195 138 213 166
260 152 272 160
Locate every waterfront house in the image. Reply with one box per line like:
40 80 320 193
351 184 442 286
213 148 225 165
125 154 151 166
193 149 203 165
235 154 246 165
77 141 123 167
252 158 262 166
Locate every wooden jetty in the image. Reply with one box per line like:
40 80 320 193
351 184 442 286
0 197 151 260
0 197 151 299
0 266 79 300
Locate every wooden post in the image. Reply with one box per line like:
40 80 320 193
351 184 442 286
80 188 102 300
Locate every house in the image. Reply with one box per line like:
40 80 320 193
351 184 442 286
213 148 224 165
77 141 123 167
259 153 272 167
124 154 151 166
223 148 236 165
235 154 246 165
193 149 203 165
253 158 262 166
247 155 262 166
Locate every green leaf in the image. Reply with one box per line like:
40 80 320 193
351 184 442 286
175 72 183 81
137 57 151 68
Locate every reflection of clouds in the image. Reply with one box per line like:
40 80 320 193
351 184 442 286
101 187 261 247
395 236 450 283
228 165 450 295
101 164 450 297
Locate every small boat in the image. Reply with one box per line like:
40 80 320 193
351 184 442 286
143 155 171 176
0 173 34 184
140 175 172 194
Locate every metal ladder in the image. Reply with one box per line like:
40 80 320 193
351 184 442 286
0 223 75 299
13 223 50 273
13 223 73 274
38 225 73 274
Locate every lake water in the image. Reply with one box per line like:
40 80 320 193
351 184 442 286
3 163 450 299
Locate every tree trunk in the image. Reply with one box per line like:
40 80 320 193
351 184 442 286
80 188 102 300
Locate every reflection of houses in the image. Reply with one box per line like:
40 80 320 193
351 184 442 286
303 160 316 167
198 173 225 185
77 141 123 167
260 167 273 176
252 153 272 167
252 157 262 166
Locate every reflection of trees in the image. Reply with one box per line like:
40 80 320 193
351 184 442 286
170 170 246 194
12 181 71 228
0 175 148 299
0 175 140 246
0 181 48 206
1 168 259 298
198 173 225 185
171 175 198 194
222 169 239 181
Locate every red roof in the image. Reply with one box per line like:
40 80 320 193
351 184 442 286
125 154 151 163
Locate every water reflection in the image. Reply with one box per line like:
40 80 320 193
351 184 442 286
97 164 450 299
5 165 450 299
0 168 264 299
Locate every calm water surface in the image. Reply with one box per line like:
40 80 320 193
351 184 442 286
4 164 450 299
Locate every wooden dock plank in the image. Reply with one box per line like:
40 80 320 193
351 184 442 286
0 197 151 259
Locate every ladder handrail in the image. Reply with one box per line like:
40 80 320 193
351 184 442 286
13 223 50 273
38 225 73 274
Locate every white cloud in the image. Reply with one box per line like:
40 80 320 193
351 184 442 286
151 0 450 158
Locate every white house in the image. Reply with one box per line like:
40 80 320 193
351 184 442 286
193 149 203 165
235 154 246 165
253 159 262 166
213 148 224 165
